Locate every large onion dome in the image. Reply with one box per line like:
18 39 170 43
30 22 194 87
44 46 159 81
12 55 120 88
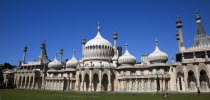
148 40 168 64
48 55 62 69
83 22 113 61
66 50 78 68
118 43 136 65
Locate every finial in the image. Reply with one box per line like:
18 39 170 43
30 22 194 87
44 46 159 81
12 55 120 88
195 10 201 21
82 35 86 44
24 45 27 51
60 49 63 54
98 21 100 31
196 10 199 18
113 32 118 39
155 40 158 46
125 43 128 50
73 50 76 57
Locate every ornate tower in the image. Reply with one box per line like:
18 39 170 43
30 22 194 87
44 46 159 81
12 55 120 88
22 45 27 64
60 49 63 62
112 32 118 67
82 35 86 59
176 16 185 52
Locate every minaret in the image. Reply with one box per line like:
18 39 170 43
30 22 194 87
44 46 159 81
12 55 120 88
82 35 86 58
22 45 27 64
112 32 118 67
60 49 63 62
176 16 185 52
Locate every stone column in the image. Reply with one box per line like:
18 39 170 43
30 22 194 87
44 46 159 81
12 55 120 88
61 80 63 90
183 66 188 92
118 80 121 91
28 77 31 89
82 70 85 91
75 70 79 90
142 80 145 92
130 80 132 92
148 79 151 92
154 79 157 92
160 78 163 92
89 69 92 91
70 80 72 90
98 69 102 91
135 79 138 92
195 64 200 89
32 75 35 89
108 70 111 91
163 79 165 91
67 79 69 90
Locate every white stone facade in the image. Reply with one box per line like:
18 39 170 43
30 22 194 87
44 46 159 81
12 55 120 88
11 12 210 92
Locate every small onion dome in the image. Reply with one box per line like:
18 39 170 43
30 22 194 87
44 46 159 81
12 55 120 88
118 43 136 65
148 40 168 64
48 55 62 69
66 50 78 68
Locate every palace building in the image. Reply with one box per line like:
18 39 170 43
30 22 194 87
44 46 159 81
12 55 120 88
4 11 210 92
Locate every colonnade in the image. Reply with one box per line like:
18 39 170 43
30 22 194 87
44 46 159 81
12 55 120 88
117 78 170 92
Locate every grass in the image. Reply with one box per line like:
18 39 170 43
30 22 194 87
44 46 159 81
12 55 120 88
0 89 210 100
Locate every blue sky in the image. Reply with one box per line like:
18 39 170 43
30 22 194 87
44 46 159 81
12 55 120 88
0 0 210 65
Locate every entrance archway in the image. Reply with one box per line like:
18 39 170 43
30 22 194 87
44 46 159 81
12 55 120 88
93 73 99 91
102 74 108 91
188 70 196 91
200 70 209 91
84 74 89 91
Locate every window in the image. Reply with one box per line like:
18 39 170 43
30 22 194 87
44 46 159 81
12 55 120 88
144 80 148 91
131 71 136 75
126 81 129 91
138 81 142 91
132 81 135 91
150 80 154 91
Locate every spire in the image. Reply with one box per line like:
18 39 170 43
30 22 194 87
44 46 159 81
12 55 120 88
60 49 63 62
125 43 128 50
22 45 27 64
98 21 100 32
154 40 161 52
73 50 76 57
195 10 207 35
55 52 58 59
35 40 50 64
95 21 103 39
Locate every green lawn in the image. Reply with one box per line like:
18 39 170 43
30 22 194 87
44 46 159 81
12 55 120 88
0 89 210 100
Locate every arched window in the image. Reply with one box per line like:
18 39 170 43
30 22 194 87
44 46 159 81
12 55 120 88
99 45 101 49
132 81 135 91
126 81 129 91
144 80 148 91
93 45 95 49
138 81 142 91
96 45 98 49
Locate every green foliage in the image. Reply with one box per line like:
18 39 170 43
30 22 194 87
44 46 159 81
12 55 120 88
0 89 210 100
